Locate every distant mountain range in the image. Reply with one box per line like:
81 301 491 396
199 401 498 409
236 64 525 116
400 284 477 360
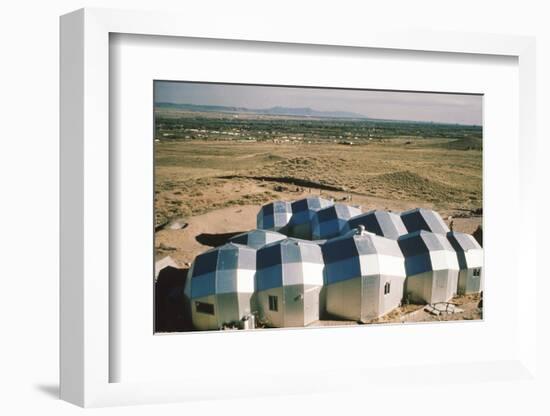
155 102 367 119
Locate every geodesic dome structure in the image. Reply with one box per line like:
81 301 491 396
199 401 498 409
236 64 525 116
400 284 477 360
322 229 406 322
255 238 324 327
343 209 408 240
447 231 483 295
398 230 459 304
289 197 334 239
182 199 483 331
184 243 256 330
229 229 286 249
311 203 362 240
257 200 293 233
400 208 450 234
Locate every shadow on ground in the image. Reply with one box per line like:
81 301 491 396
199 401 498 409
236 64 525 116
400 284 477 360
155 267 192 333
35 384 59 399
195 231 244 247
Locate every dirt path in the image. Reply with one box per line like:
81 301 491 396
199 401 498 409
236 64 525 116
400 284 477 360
156 204 260 265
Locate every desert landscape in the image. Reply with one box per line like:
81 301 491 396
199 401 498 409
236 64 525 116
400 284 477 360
154 105 483 330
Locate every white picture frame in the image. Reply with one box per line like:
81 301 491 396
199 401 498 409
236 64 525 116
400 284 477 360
60 7 538 407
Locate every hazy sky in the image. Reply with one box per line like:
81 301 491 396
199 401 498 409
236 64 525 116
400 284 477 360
155 81 482 125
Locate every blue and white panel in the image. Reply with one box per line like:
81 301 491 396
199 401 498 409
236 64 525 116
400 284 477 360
311 204 362 240
398 231 437 275
447 232 483 269
257 201 293 232
256 242 284 291
187 248 220 299
185 243 257 330
186 243 257 298
289 197 334 239
399 230 459 303
322 232 405 321
256 239 324 327
401 208 450 234
285 239 324 286
322 235 362 284
447 231 483 294
430 233 460 272
258 239 324 287
290 197 334 226
229 229 286 249
344 210 407 239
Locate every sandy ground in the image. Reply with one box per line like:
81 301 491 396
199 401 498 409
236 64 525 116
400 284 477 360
156 204 260 266
305 293 482 328
156 292 482 333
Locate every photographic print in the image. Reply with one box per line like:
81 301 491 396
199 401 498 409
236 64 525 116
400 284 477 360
153 81 483 333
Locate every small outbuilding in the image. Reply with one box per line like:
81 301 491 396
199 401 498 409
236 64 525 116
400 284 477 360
255 239 324 327
257 200 293 233
184 243 256 330
343 209 408 239
289 197 334 239
322 228 406 322
400 208 450 234
447 231 484 294
311 203 362 240
398 230 459 304
229 229 286 249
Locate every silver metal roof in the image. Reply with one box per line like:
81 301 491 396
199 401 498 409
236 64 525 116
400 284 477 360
447 231 482 252
290 197 333 222
186 243 256 299
398 230 454 254
257 200 293 232
287 197 334 239
256 239 324 291
400 208 450 234
323 230 404 260
311 203 362 240
343 209 408 239
322 231 403 285
398 230 456 275
229 229 286 249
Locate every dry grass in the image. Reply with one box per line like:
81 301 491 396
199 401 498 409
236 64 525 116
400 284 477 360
155 140 482 231
155 140 482 264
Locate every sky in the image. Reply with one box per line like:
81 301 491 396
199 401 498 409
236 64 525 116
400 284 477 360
155 81 482 125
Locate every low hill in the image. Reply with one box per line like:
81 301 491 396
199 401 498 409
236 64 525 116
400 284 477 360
155 102 367 119
438 137 483 150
